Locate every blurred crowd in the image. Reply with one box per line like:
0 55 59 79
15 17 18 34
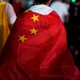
50 0 80 69
3 0 34 16
0 0 80 69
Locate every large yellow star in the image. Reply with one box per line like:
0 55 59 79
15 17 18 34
19 35 27 42
30 28 38 35
31 14 39 22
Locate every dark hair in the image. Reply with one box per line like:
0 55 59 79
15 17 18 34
34 0 50 4
76 0 80 2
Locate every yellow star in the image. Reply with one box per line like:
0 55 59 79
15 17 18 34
31 14 39 22
19 35 27 42
24 10 30 13
30 28 38 35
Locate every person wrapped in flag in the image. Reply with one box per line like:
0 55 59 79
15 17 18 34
0 0 80 80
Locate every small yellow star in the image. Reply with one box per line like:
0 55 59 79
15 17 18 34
19 35 27 42
24 10 30 13
30 28 38 35
31 14 39 22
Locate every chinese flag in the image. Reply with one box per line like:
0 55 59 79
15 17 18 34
0 9 80 80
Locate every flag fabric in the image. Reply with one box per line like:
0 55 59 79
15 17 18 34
0 4 80 80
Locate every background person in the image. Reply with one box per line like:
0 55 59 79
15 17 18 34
0 0 17 54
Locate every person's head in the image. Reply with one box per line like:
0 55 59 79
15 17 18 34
34 0 52 6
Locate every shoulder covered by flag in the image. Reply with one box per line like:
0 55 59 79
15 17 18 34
0 9 80 80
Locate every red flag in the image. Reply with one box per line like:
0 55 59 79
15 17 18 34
0 10 80 80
